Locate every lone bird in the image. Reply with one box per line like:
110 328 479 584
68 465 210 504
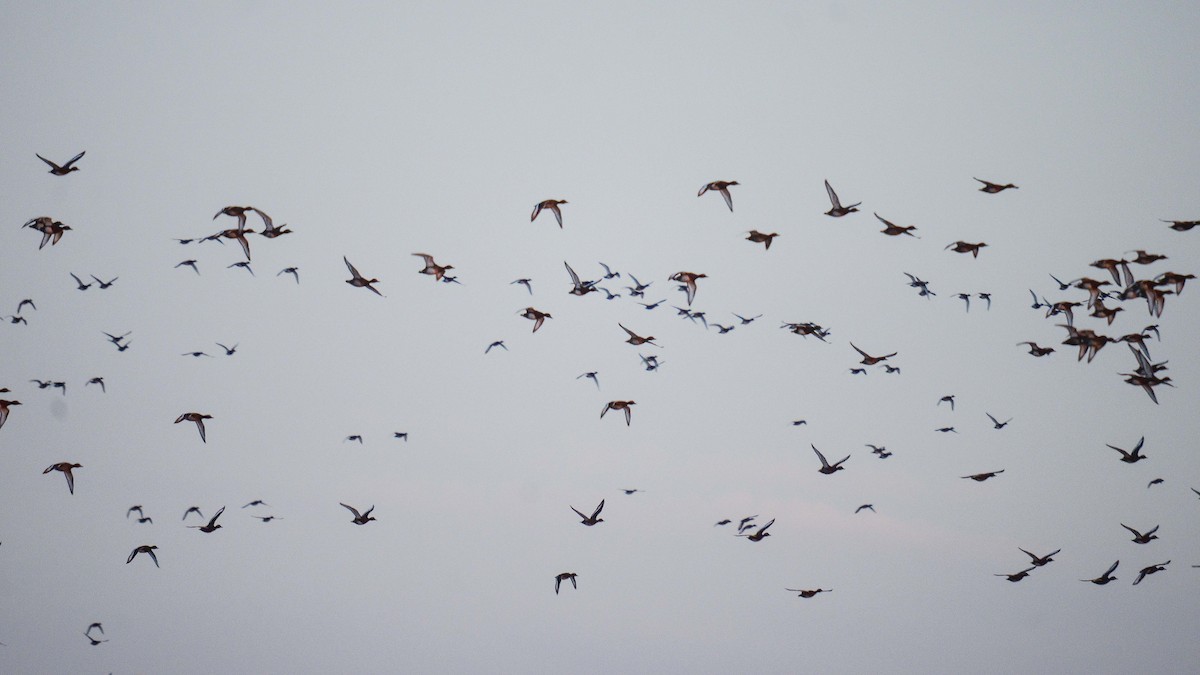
601 400 636 426
175 412 213 443
855 504 875 514
974 177 1018 193
531 199 568 227
485 341 507 354
962 470 1004 482
570 499 605 526
340 503 376 525
746 230 779 250
576 372 600 390
554 572 578 594
1106 437 1146 463
37 151 85 175
43 462 82 494
786 588 832 598
986 413 1012 429
811 445 849 475
850 343 896 365
278 267 300 284
698 180 738 211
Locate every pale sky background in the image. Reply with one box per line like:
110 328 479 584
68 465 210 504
2 2 1199 673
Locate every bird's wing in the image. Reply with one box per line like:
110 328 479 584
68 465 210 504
811 444 830 468
564 261 582 287
592 500 605 518
344 257 362 278
570 506 587 520
720 187 733 212
340 503 362 518
65 151 86 167
825 180 840 209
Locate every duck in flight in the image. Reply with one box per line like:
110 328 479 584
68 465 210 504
554 572 578 594
0 400 21 430
738 518 774 542
37 151 86 175
1082 560 1119 585
1106 436 1146 463
43 462 82 494
344 257 383 296
126 545 159 567
786 588 832 598
619 323 658 347
698 180 738 211
962 470 1004 482
1019 548 1060 567
995 567 1035 582
669 271 706 306
531 199 568 227
746 230 779 250
570 499 605 526
974 178 1017 193
175 412 213 442
824 180 860 217
188 507 225 533
601 400 636 426
520 307 552 333
1120 523 1158 544
340 503 376 525
811 445 849 474
874 213 918 237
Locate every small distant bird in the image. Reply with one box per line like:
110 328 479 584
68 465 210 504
698 180 738 211
175 412 212 442
183 507 203 521
746 230 780 250
181 351 212 358
1019 548 1061 567
955 293 972 312
737 516 758 532
849 368 867 375
531 199 568 227
1107 437 1146 463
622 489 641 495
485 340 507 354
978 292 992 310
576 372 600 389
127 506 144 519
340 503 376 525
188 507 225 533
278 267 300 283
1017 341 1055 356
1082 560 1119 585
69 273 93 291
176 260 200 274
254 209 291 238
811 445 849 475
882 365 901 374
393 432 408 441
945 241 988 258
935 427 957 434
598 262 620 279
668 271 706 306
1147 478 1164 488
85 622 104 637
126 545 159 567
996 567 1036 582
344 257 383 296
619 323 658 347
16 299 36 313
86 377 106 392
1120 523 1159 544
136 517 153 525
1133 561 1170 586
938 395 956 410
712 324 734 333
216 343 238 356
570 499 605 526
733 313 762 324
554 572 578 594
855 504 875 514
974 178 1017 193
345 435 363 444
715 519 732 527
228 261 254 276
520 307 552 333
824 180 860 217
601 400 636 426
52 381 67 396
849 343 896 365
43 462 82 494
252 515 281 522
792 420 807 426
738 518 775 542
242 500 269 508
511 278 533 295
91 275 118 289
874 213 918 237
786 588 831 598
986 413 1012 429
962 470 1004 482
563 261 597 296
37 151 85 175
1162 219 1199 231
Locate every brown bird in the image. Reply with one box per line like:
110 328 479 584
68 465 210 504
520 307 552 333
738 518 774 542
1081 560 1119 585
37 151 85 175
1120 523 1158 544
745 230 779 249
668 271 707 306
206 226 255 260
945 241 988 258
1017 341 1055 357
0 400 20 430
974 178 1017 193
601 400 636 426
849 343 896 365
413 253 453 281
174 412 213 443
1106 436 1146 463
1162 219 1199 231
126 545 159 567
874 213 918 237
554 572 578 594
1133 561 1170 585
570 499 605 526
824 180 860 217
343 257 383 296
962 470 1004 482
213 205 257 231
995 567 1035 582
43 462 82 494
619 323 658 347
786 588 832 598
531 199 568 227
698 181 738 211
340 503 376 525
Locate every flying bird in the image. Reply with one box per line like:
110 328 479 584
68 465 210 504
811 444 849 474
1106 437 1146 463
340 503 376 525
278 267 300 283
601 400 636 426
1019 548 1061 567
786 588 832 598
174 412 212 442
554 572 578 594
995 567 1036 582
344 257 383 296
183 506 203 521
1120 523 1159 544
738 518 775 542
698 180 738 211
531 199 568 227
824 180 860 217
974 177 1018 193
855 504 875 514
1082 560 1119 585
576 372 600 389
0 400 21 430
485 341 507 354
37 151 85 175
126 545 159 567
746 230 779 249
962 470 1004 482
43 462 82 494
849 343 896 365
176 260 200 274
945 241 988 258
1133 561 1170 586
619 323 658 347
874 213 918 237
570 499 605 526
520 307 552 333
188 507 225 533
668 271 706 306
986 413 1012 429
511 278 533 294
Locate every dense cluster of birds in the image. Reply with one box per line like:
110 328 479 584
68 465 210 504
3 150 1198 656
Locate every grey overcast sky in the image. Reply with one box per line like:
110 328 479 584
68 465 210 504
2 2 1199 673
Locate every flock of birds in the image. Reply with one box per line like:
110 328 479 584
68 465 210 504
3 150 1199 654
